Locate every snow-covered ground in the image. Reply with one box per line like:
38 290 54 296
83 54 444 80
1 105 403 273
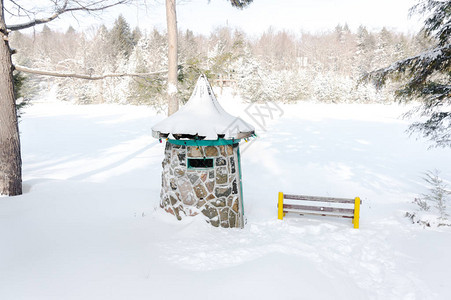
1 92 451 299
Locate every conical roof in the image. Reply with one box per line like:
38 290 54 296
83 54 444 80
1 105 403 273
152 75 254 140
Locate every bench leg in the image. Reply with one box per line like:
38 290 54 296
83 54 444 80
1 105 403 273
278 192 284 220
353 197 360 229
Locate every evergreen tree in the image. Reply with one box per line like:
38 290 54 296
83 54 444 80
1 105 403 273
66 26 76 35
109 15 133 59
126 33 166 107
12 71 30 115
131 26 142 46
355 25 376 74
364 0 451 147
375 27 394 66
421 170 450 221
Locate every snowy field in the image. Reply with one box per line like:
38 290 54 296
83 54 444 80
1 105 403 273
1 92 451 299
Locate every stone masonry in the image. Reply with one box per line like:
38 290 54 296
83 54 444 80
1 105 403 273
160 142 242 228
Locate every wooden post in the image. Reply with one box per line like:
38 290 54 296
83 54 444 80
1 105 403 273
353 197 360 229
278 192 284 220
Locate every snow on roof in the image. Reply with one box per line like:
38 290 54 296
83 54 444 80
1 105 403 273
152 75 255 140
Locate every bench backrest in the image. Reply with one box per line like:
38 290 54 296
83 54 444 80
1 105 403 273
278 192 361 229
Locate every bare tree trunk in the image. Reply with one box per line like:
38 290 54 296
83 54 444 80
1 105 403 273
0 0 22 196
166 0 178 116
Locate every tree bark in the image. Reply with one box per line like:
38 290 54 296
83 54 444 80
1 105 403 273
166 0 178 116
0 0 22 196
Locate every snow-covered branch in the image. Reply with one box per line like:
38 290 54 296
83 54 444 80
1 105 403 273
14 64 167 80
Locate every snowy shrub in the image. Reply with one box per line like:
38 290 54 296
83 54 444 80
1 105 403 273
235 56 268 103
312 72 354 103
236 55 312 103
406 170 451 227
422 170 450 221
274 70 312 103
413 197 430 211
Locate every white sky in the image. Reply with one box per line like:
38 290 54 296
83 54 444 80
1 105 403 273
8 0 423 36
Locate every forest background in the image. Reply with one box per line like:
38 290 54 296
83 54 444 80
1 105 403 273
11 16 432 108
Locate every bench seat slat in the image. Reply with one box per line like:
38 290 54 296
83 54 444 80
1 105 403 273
283 209 354 218
283 194 359 204
282 204 355 216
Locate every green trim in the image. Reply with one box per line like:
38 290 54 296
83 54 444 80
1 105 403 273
168 139 240 146
237 146 245 219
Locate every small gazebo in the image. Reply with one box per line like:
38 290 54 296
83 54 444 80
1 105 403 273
152 75 255 228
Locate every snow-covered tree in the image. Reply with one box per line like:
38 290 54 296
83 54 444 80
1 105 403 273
127 31 167 107
355 26 377 75
0 0 131 196
364 0 451 147
131 26 142 47
165 0 253 116
407 169 451 227
422 170 450 221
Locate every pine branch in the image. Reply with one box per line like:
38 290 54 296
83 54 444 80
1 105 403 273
362 43 451 90
362 39 450 147
227 0 254 9
410 0 451 47
14 64 167 80
409 111 451 147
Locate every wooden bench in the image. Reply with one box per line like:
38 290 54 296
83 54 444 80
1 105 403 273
277 192 361 229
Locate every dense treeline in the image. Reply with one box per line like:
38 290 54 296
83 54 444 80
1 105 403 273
10 16 431 107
